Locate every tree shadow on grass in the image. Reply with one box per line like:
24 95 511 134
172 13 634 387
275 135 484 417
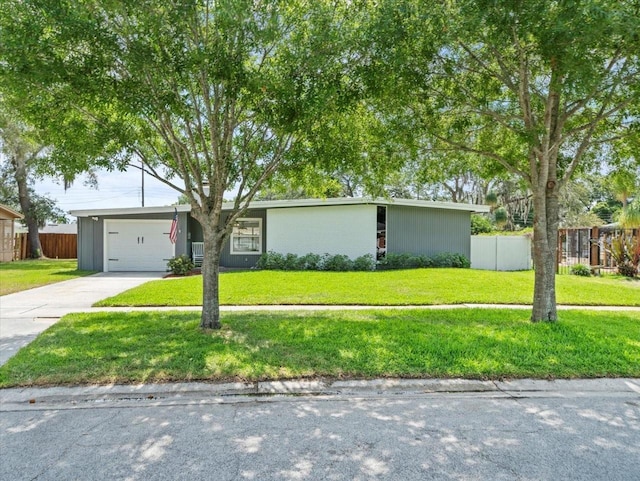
1 309 639 387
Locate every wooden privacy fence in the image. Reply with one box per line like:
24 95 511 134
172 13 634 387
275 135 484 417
14 233 77 260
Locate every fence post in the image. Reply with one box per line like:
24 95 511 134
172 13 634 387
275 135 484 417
590 226 599 267
556 229 563 274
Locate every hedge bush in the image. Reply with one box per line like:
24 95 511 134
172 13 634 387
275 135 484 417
256 251 469 271
353 254 377 271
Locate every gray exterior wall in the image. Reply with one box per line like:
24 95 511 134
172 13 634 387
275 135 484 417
77 212 188 271
76 204 472 271
386 205 471 258
189 209 267 268
78 217 102 271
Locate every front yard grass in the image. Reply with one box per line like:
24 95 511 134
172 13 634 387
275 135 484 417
95 269 640 307
1 309 638 387
0 259 95 295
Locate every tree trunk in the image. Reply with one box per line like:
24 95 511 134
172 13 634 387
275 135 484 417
531 184 559 322
200 223 224 330
13 156 43 258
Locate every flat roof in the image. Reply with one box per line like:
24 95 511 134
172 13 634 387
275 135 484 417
70 198 490 217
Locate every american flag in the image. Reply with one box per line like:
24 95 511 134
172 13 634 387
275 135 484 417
169 208 178 244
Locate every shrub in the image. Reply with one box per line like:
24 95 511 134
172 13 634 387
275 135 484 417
320 254 354 271
471 215 493 235
377 253 410 269
256 251 470 272
432 252 471 268
417 255 434 268
353 254 376 271
378 252 470 270
256 251 286 270
282 253 303 270
299 253 322 270
167 255 194 276
570 264 591 277
617 264 638 278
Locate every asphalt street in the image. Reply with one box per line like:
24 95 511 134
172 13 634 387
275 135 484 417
1 379 639 481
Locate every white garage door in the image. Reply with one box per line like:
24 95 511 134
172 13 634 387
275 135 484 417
105 220 175 272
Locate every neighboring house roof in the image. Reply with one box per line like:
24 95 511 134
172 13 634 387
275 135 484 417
40 224 78 234
0 204 24 220
70 197 490 217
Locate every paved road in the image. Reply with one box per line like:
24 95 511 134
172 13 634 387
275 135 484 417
1 379 639 481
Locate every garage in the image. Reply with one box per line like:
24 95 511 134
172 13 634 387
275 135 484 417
104 220 175 272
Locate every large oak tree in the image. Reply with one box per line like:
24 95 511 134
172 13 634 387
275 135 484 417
1 0 368 328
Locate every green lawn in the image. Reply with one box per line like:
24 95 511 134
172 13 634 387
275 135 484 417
1 308 638 387
95 269 640 307
0 259 95 295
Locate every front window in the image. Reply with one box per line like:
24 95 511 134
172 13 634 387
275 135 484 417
231 218 262 254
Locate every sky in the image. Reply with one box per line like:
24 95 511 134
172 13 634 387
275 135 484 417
34 166 181 219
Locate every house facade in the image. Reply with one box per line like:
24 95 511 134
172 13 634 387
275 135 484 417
71 198 489 272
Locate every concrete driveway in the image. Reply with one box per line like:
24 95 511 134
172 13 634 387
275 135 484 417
0 272 164 366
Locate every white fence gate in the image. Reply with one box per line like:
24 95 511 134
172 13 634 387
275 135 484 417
470 236 532 271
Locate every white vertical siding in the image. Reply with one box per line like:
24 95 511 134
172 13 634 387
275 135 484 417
267 204 377 259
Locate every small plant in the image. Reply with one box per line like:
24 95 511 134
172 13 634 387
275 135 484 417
167 255 194 276
570 264 591 277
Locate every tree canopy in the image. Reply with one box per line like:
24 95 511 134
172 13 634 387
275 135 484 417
2 0 638 322
377 0 640 320
1 0 373 327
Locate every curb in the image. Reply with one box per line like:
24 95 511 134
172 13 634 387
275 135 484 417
2 378 638 410
83 304 640 313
